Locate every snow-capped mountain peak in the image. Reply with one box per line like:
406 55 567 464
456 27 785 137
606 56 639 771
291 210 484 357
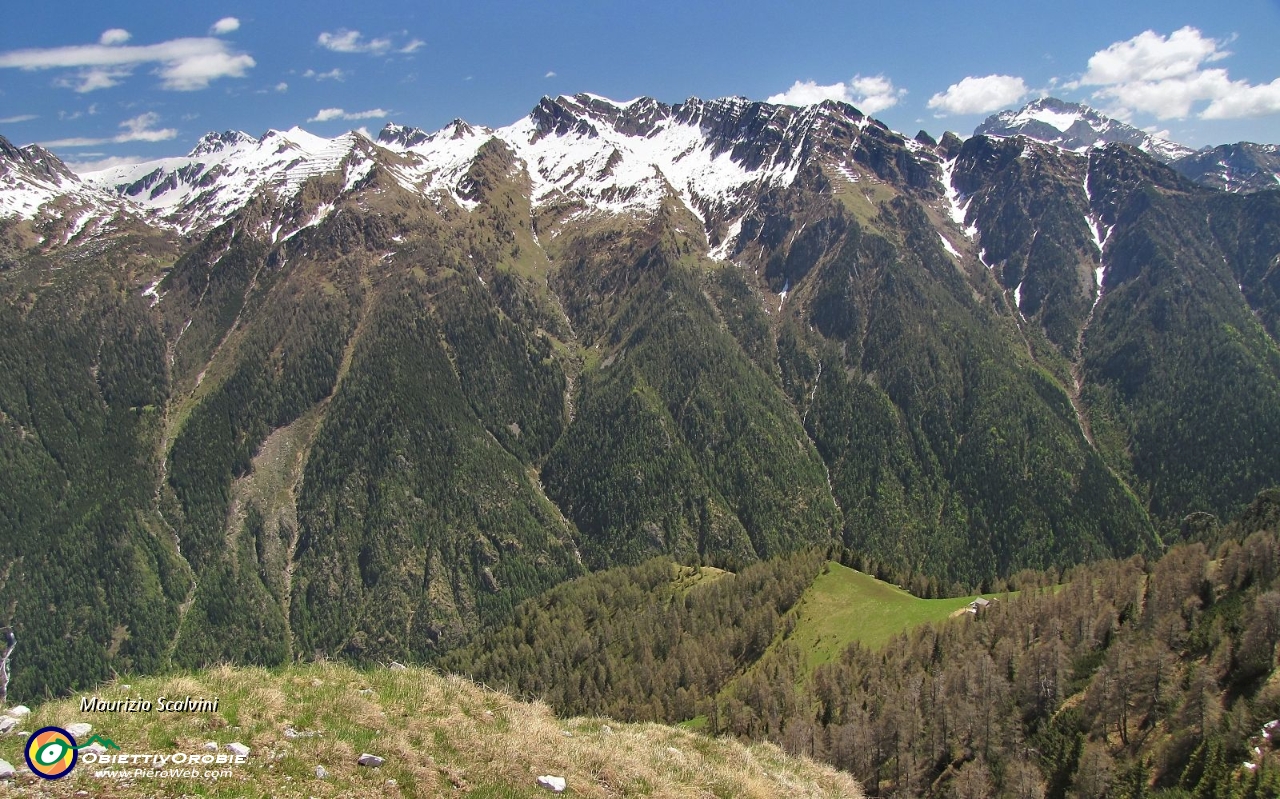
976 97 1194 163
9 94 923 241
378 93 883 224
79 126 367 234
0 134 126 240
189 130 258 158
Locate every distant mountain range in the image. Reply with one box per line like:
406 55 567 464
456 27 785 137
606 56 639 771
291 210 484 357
0 92 1278 705
977 96 1280 192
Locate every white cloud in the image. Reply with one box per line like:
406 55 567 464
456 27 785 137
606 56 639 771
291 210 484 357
59 66 132 92
769 80 851 106
303 68 345 81
0 114 36 123
0 34 255 91
211 17 240 35
927 75 1029 115
849 74 906 115
117 111 176 141
99 29 131 46
40 111 177 148
307 107 389 123
1202 77 1280 119
275 81 288 92
399 39 425 54
1070 27 1280 120
66 154 149 174
1095 68 1236 119
1076 27 1227 88
161 50 255 90
768 74 905 114
545 70 557 78
318 30 392 55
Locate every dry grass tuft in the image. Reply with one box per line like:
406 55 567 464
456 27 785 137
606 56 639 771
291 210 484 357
0 660 863 797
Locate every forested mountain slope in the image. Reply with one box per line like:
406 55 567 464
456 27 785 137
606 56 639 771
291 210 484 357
447 491 1280 798
1 91 1278 702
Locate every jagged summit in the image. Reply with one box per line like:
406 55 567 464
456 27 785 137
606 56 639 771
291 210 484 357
377 122 429 149
1170 141 1280 193
54 93 913 236
189 130 257 158
0 133 124 229
0 136 79 185
12 91 1273 246
976 96 1194 162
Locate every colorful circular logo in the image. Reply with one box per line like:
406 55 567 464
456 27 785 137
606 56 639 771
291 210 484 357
25 726 78 780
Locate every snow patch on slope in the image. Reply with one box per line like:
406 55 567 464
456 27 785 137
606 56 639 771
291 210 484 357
939 157 976 239
1012 106 1087 133
938 232 961 259
494 107 782 222
709 216 744 261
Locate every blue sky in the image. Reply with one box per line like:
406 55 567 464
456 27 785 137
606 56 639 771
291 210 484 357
2 0 1278 170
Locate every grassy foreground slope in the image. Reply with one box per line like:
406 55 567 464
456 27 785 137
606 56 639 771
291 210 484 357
0 661 862 798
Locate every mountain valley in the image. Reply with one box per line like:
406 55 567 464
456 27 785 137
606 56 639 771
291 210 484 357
2 91 1280 796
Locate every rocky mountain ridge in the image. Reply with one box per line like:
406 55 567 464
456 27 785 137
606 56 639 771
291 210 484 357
975 96 1195 162
977 96 1280 193
0 91 1278 705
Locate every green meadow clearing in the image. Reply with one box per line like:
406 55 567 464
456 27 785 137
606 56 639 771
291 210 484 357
789 562 1002 672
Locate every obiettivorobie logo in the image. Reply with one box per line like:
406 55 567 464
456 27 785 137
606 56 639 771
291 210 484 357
24 726 121 780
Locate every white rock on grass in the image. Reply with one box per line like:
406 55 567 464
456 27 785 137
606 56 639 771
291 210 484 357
315 765 329 779
66 723 92 739
0 760 14 779
203 741 218 752
357 753 384 768
5 706 30 718
537 775 567 792
0 717 16 734
226 742 250 758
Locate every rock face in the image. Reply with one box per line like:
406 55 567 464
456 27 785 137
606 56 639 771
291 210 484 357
537 774 567 792
1170 142 1280 193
